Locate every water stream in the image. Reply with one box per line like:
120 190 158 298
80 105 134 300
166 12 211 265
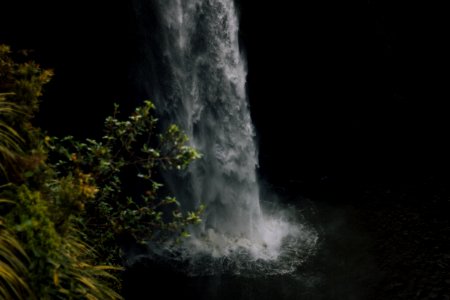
132 0 317 275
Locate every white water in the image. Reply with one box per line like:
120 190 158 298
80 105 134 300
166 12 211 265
133 0 317 272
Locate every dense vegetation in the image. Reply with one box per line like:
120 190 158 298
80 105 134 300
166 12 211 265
0 45 202 299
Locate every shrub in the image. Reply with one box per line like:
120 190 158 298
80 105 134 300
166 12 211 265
0 44 202 298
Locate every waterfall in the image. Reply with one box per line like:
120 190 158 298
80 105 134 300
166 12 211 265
132 0 317 273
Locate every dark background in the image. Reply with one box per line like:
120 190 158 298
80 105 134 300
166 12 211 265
239 1 448 195
0 0 447 194
0 0 132 136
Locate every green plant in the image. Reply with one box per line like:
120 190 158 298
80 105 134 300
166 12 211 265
51 101 204 264
1 44 203 298
0 220 31 300
1 44 122 299
0 44 52 182
4 186 122 299
0 94 23 177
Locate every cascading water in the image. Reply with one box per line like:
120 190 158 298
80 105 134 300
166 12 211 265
131 0 318 275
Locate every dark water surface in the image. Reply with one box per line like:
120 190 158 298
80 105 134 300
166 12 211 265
123 198 380 300
124 180 450 300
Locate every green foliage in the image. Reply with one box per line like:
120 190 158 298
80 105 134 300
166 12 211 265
0 44 53 120
51 101 203 263
0 44 203 298
1 45 122 299
0 222 31 300
4 186 122 299
0 44 52 181
0 94 23 177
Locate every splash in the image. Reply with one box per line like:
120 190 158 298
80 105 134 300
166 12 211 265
132 0 318 274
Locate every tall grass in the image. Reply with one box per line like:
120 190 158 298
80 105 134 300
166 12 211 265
0 222 31 299
0 94 23 177
1 45 123 299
